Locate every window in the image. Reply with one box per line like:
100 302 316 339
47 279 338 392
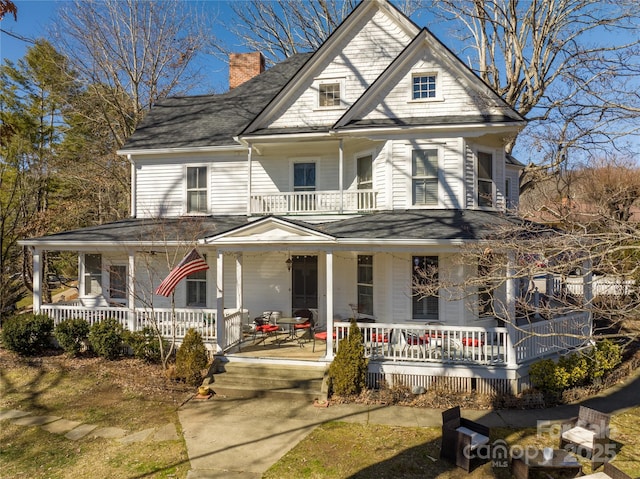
293 163 316 191
186 166 207 213
186 268 207 307
477 152 494 207
319 82 341 107
84 254 102 296
412 149 438 205
109 265 127 301
412 256 438 320
357 255 373 316
478 260 493 317
412 74 437 100
357 155 373 190
505 177 512 208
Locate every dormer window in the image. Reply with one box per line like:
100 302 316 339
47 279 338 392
315 77 345 109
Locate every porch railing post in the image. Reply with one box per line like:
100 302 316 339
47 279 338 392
505 252 518 367
215 250 225 353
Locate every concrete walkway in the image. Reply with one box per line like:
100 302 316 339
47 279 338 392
0 408 179 443
179 368 640 478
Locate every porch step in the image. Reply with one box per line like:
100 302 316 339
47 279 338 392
202 360 328 402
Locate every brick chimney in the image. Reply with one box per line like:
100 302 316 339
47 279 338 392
229 52 265 90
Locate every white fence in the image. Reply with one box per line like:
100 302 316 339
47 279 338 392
552 275 635 297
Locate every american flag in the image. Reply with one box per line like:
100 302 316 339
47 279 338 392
155 248 209 297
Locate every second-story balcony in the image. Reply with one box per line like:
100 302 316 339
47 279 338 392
250 189 378 215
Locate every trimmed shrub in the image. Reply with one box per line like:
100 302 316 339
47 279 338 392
124 327 167 363
328 319 368 396
1 314 53 355
558 353 589 388
588 339 622 379
175 328 209 386
88 318 125 360
54 318 90 356
529 358 570 392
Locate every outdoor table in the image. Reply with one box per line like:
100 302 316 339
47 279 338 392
276 317 308 345
511 448 582 479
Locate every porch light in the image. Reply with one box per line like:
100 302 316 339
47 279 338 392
285 257 293 271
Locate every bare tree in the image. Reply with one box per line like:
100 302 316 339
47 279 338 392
429 0 640 191
224 0 425 65
52 0 213 148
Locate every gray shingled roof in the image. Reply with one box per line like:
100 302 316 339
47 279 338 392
318 209 521 240
23 210 522 246
121 53 313 151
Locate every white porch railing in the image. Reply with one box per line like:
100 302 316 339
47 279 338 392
333 322 510 366
250 189 377 214
41 304 217 342
511 312 591 363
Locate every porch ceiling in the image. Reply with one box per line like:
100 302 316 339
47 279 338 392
20 210 523 249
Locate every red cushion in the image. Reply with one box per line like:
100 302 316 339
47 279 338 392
294 321 311 329
314 331 337 340
407 335 428 345
371 333 388 343
461 337 483 347
257 324 279 333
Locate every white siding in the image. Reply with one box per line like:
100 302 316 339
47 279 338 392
136 163 185 218
361 50 503 122
268 9 413 129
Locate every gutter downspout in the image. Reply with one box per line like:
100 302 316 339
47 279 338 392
247 144 252 216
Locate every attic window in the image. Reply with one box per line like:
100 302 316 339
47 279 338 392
412 73 438 100
319 82 341 107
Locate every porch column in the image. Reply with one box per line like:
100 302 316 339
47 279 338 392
215 250 225 353
128 251 136 330
236 253 243 319
505 252 518 368
338 139 344 214
325 250 335 360
32 247 42 314
129 156 136 218
247 144 253 216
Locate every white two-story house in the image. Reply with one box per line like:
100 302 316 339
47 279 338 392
22 0 591 393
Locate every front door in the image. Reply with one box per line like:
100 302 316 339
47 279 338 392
291 255 317 310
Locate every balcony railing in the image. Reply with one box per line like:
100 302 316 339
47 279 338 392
250 189 377 215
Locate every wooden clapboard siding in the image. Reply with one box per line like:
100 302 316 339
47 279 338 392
268 9 412 129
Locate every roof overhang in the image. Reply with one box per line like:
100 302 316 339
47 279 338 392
117 144 245 157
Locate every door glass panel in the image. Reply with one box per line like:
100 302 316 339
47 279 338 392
291 255 318 309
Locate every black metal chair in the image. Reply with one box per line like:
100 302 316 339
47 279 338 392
440 406 490 472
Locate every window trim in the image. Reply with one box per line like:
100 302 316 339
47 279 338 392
313 77 346 110
409 71 443 102
410 147 440 207
476 150 495 208
355 152 374 190
185 165 209 215
83 253 103 297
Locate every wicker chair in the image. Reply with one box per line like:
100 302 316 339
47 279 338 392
440 406 490 472
560 406 612 469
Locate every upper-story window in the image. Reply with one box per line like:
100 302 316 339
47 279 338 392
315 77 345 109
186 166 207 213
412 149 438 206
477 152 494 207
357 155 373 190
293 163 316 191
412 73 437 100
319 83 340 107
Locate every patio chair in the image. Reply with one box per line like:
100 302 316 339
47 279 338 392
293 309 314 345
252 313 279 346
580 462 632 479
440 406 490 472
560 405 611 469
